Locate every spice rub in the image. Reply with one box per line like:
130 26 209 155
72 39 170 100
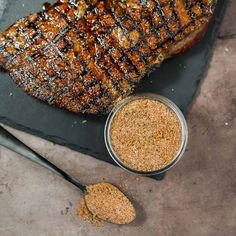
110 98 182 172
77 182 136 226
77 199 104 227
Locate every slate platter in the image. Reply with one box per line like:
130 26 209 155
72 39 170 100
0 0 228 167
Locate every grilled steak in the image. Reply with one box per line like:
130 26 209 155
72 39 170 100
0 0 217 114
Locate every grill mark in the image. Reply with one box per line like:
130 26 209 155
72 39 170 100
199 2 208 17
0 34 14 60
159 13 205 47
142 2 168 51
112 4 155 61
153 0 173 38
30 53 41 59
27 20 43 42
21 45 71 94
76 38 121 98
52 26 70 43
143 16 159 37
60 38 73 53
2 15 45 67
94 49 132 91
72 73 99 113
68 0 79 8
149 0 209 49
4 33 31 68
0 39 11 52
109 8 146 75
17 26 33 45
109 8 128 36
10 68 39 90
184 0 196 23
96 32 136 83
159 0 207 9
15 9 74 72
83 44 124 96
12 28 74 97
95 30 137 84
169 0 181 30
2 0 200 64
25 54 37 66
185 0 209 23
1 23 32 63
184 0 190 9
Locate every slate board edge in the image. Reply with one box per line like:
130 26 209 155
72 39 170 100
179 0 229 115
0 0 228 169
0 115 111 161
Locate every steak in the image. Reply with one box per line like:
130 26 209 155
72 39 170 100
0 0 217 114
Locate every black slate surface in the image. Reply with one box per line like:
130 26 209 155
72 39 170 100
0 0 228 167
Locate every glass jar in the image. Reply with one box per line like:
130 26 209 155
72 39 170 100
104 94 188 176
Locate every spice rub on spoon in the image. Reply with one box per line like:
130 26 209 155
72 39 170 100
78 182 136 226
0 126 136 226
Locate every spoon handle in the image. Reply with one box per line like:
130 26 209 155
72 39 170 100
0 126 86 192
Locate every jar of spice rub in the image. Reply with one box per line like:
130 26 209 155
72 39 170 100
104 94 188 176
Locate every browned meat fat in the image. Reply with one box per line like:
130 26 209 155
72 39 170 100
0 0 217 114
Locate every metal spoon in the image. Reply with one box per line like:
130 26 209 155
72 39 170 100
0 125 86 192
0 125 136 224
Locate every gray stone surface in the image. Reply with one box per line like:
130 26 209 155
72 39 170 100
0 2 236 236
219 0 236 38
0 0 8 19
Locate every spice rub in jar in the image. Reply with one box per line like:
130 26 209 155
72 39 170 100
110 98 183 172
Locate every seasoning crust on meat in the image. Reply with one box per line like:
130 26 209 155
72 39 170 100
0 0 217 114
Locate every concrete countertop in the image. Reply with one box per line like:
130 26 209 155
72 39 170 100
0 1 235 235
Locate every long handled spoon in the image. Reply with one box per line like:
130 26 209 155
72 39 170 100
0 125 86 192
0 125 136 224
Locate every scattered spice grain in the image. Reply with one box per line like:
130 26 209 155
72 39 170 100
110 98 182 172
77 182 136 226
